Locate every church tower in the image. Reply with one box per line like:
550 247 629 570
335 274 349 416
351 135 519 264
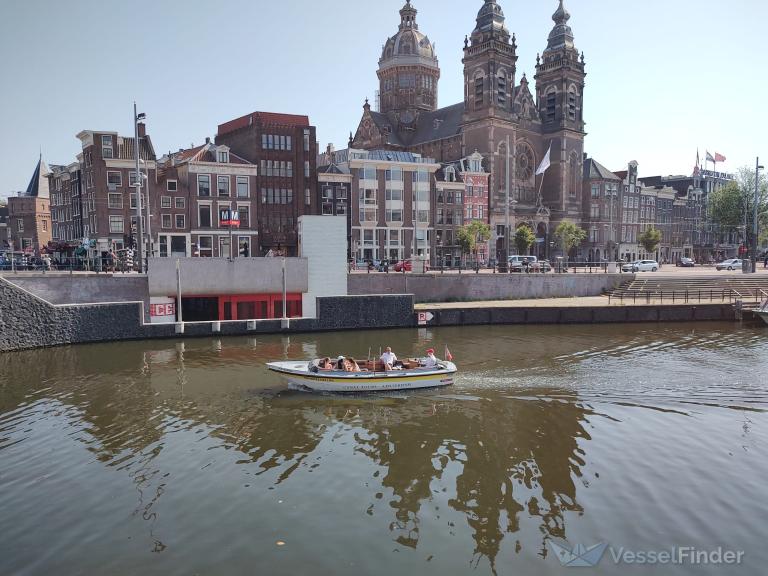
462 0 518 121
377 1 440 128
534 0 586 215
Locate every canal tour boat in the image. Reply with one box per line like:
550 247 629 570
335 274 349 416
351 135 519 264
267 357 458 393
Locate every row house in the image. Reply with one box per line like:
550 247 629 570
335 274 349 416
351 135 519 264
582 156 621 262
316 145 353 259
74 126 157 255
49 162 84 243
215 111 318 256
154 139 259 258
8 157 52 256
637 186 676 263
341 149 439 264
0 200 9 246
434 151 491 266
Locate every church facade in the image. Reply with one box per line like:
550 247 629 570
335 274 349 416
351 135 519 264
352 0 586 260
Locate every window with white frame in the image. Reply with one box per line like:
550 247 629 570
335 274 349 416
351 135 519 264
175 214 185 229
198 174 211 197
107 171 122 187
109 216 124 233
305 188 311 206
175 197 185 209
161 196 172 209
167 180 178 192
236 176 249 198
199 204 212 228
237 206 249 228
161 214 172 229
198 235 213 257
217 150 229 163
102 135 113 158
108 193 123 209
217 176 230 197
17 219 24 232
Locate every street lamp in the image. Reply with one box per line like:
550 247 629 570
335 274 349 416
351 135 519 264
752 158 764 273
133 104 146 272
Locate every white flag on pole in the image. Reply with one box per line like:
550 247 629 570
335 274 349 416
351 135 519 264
535 144 551 176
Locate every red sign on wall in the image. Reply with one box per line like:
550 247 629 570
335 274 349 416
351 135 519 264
150 303 176 317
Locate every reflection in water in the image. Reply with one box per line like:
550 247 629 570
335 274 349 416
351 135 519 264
1 323 767 575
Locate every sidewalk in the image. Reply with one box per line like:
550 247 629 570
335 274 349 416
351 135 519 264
415 295 741 309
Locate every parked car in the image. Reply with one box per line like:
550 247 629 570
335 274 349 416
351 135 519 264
716 258 743 271
529 259 553 273
677 257 695 267
508 255 538 273
394 260 412 273
622 260 659 272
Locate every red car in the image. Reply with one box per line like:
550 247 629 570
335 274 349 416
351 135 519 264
394 260 412 272
394 260 430 272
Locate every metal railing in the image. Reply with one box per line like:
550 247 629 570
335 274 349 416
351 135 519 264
0 257 138 274
607 287 766 305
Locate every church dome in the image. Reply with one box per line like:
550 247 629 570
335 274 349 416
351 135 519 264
379 1 439 71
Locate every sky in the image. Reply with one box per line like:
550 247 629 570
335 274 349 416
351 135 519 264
0 0 765 199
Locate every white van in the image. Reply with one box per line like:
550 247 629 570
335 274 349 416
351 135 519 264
508 255 538 265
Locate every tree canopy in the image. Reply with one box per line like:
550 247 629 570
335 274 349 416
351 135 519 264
639 226 662 255
456 221 491 261
709 167 768 238
514 224 537 255
553 222 586 256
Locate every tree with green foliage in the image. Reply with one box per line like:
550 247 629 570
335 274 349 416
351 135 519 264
456 220 491 266
514 224 537 255
639 226 662 256
709 168 768 246
553 221 587 259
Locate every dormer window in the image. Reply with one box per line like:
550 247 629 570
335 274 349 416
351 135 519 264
217 150 229 163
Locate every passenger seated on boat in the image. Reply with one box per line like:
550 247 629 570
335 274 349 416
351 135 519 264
318 357 334 370
421 349 438 369
380 347 398 371
345 358 363 372
336 356 346 370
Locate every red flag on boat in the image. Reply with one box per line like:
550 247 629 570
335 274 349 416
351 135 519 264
444 345 453 361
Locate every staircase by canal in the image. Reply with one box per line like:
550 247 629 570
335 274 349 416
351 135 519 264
606 275 768 305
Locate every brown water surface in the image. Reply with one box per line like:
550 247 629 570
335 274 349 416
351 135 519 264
1 323 767 575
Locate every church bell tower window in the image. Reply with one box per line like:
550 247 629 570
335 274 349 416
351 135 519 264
497 74 507 107
474 77 484 108
545 90 557 122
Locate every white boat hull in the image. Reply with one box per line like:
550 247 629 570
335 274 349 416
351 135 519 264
267 361 457 393
756 310 768 326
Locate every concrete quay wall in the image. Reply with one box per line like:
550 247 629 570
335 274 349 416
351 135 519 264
349 273 626 303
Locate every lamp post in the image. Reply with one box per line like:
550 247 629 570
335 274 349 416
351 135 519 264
752 158 763 273
133 103 146 273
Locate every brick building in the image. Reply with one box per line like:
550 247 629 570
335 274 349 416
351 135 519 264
215 111 318 256
72 126 157 255
49 162 85 243
8 158 52 256
582 156 620 262
0 199 8 248
154 139 259 258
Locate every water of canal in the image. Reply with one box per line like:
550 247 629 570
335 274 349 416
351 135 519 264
1 323 767 575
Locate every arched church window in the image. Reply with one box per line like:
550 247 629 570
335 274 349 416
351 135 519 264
474 76 484 109
569 153 579 197
497 72 507 107
568 86 578 121
545 88 557 123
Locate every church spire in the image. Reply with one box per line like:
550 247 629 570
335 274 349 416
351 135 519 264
545 0 575 52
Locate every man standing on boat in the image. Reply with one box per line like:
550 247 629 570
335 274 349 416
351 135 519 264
380 347 398 371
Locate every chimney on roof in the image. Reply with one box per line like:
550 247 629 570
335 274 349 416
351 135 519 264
205 137 211 145
137 122 146 138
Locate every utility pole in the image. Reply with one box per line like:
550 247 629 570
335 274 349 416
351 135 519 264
753 157 764 273
504 134 510 270
133 103 145 273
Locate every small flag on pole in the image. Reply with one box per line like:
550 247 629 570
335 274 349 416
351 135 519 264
444 345 453 362
714 152 726 163
706 151 715 163
535 144 551 176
